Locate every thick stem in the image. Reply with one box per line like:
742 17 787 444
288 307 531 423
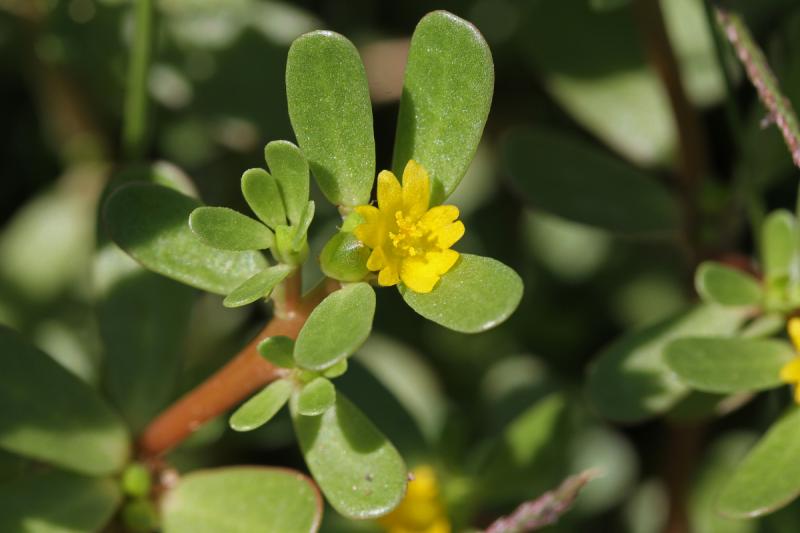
137 278 339 458
123 0 155 161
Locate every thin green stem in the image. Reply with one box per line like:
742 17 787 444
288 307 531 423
123 0 155 161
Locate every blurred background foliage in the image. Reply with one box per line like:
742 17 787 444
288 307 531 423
4 0 800 531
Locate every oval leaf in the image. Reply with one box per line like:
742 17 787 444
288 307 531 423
393 10 494 204
665 337 793 394
223 264 293 308
297 377 336 416
241 168 286 229
761 210 797 283
163 467 322 533
294 283 375 370
286 31 374 207
586 304 747 423
189 207 274 251
265 141 310 225
503 126 680 236
400 254 522 333
230 379 293 432
0 326 129 475
291 391 407 519
258 336 295 368
0 469 121 533
104 183 267 295
718 408 800 518
292 201 315 251
695 261 763 307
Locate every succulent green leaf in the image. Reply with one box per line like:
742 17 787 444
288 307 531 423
393 10 494 204
294 282 375 371
0 326 129 475
320 232 370 282
121 463 152 498
241 168 286 229
94 245 194 433
322 359 348 379
286 31 374 206
0 469 121 533
717 408 800 518
258 336 295 368
297 377 336 416
503 126 680 236
162 467 322 533
292 201 315 252
189 207 274 251
761 210 796 283
400 254 522 333
291 391 407 519
695 261 763 307
229 379 293 432
664 337 793 394
222 264 293 308
104 183 267 295
265 141 310 225
586 304 747 423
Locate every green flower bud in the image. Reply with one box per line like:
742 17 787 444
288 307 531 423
320 232 370 282
121 463 152 498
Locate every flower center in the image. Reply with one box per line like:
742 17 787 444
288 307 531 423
388 211 433 257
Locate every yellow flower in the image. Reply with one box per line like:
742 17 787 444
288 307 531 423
780 317 800 403
354 160 464 294
378 465 450 533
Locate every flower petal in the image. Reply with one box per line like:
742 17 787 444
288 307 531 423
366 247 386 271
789 317 800 352
426 249 459 275
402 160 430 220
434 221 465 249
420 205 459 231
780 357 800 383
378 264 400 287
400 257 440 294
377 170 402 214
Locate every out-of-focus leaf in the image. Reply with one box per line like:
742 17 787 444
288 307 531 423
761 210 796 283
294 283 375 371
291 392 407 519
104 183 267 295
718 408 800 518
570 426 637 513
0 468 120 533
400 254 523 333
0 326 129 475
286 31 374 206
189 207 274 251
264 140 310 225
222 264 293 308
587 304 746 423
393 10 493 204
94 245 194 433
665 337 792 393
503 127 679 236
162 467 322 533
229 379 293 432
296 377 336 416
241 168 286 229
695 262 763 307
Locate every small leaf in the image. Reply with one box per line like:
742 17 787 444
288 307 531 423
291 391 407 519
586 304 747 423
258 336 295 368
229 379 293 432
222 264 293 308
0 469 121 533
104 183 267 295
695 261 763 307
503 126 680 236
241 168 286 229
294 283 375 371
718 408 800 518
0 326 130 475
189 207 274 251
400 254 522 333
665 337 793 394
286 31 374 206
297 377 336 416
265 140 310 225
162 467 322 533
761 210 796 283
393 10 494 204
320 232 370 282
292 201 315 251
322 359 348 379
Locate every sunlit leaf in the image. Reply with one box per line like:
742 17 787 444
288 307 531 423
229 379 293 432
189 207 274 251
297 377 336 416
222 264 293 308
241 168 286 229
695 261 763 307
264 140 310 225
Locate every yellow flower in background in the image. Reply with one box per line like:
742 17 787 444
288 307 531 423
780 317 800 403
378 465 450 533
354 160 464 294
